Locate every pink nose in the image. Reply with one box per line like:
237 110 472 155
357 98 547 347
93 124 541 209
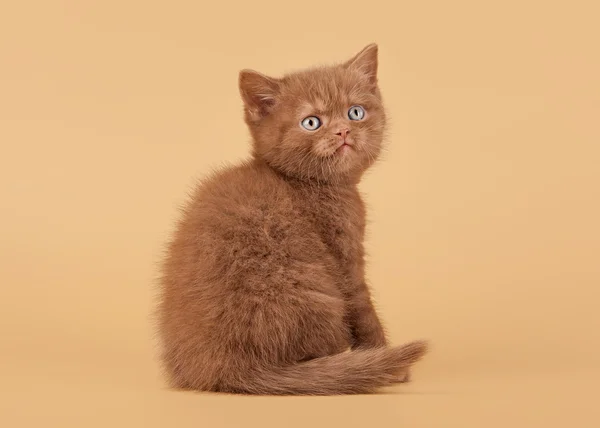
336 128 350 139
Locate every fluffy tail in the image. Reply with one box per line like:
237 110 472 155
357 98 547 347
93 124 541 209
225 340 429 395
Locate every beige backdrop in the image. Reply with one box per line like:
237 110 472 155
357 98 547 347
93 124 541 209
1 1 599 427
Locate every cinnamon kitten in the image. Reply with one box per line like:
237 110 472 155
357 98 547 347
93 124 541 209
157 44 428 395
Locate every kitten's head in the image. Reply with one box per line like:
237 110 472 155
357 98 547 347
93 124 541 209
239 44 387 184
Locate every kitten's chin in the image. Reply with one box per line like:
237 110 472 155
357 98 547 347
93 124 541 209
330 154 368 181
256 147 371 185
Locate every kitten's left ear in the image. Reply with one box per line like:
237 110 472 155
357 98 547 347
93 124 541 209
239 69 281 122
344 43 379 85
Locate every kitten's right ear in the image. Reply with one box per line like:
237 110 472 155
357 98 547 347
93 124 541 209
344 43 379 86
239 69 280 122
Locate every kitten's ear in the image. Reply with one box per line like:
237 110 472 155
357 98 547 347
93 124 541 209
344 43 379 85
239 69 281 121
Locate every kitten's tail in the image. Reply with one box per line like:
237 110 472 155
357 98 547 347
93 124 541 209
226 340 429 395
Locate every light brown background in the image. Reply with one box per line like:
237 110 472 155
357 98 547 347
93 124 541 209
1 1 599 427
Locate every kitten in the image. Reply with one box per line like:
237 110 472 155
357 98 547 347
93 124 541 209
157 44 428 395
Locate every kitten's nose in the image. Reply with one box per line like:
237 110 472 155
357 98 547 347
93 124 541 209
335 128 350 139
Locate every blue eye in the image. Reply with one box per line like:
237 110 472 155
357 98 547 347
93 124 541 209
301 116 321 131
348 105 365 121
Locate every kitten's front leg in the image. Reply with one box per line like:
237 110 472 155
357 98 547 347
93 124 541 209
349 283 412 383
348 284 387 349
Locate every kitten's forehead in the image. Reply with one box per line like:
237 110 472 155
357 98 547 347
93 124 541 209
297 100 325 118
282 66 371 112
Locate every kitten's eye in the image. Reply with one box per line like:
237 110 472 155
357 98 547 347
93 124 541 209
348 105 366 121
301 116 321 131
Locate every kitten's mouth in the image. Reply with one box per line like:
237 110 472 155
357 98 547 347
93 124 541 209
335 142 353 154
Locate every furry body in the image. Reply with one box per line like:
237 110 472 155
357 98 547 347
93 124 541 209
158 44 428 395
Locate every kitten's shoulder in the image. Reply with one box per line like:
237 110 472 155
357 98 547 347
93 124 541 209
186 159 287 210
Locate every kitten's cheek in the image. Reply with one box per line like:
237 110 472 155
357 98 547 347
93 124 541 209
313 139 333 157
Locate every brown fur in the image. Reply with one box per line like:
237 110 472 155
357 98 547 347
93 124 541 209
157 44 428 395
